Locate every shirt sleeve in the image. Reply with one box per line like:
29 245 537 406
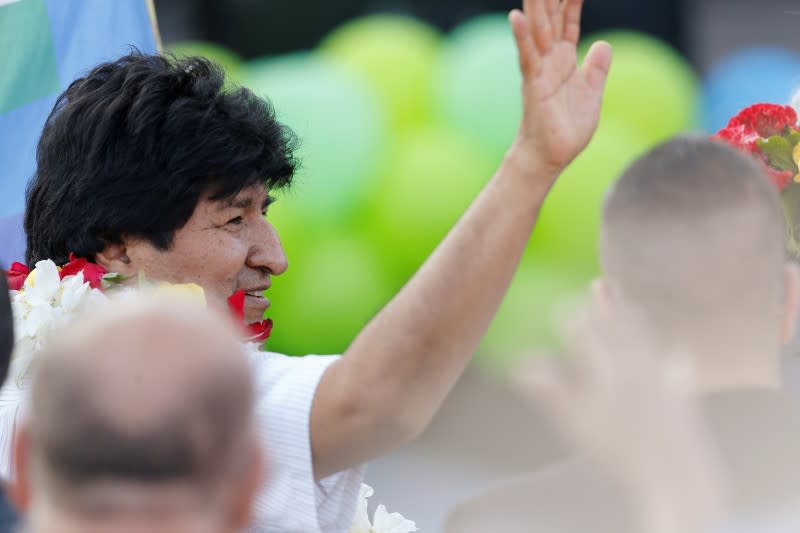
0 380 26 481
245 347 365 533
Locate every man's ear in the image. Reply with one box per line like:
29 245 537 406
780 261 800 344
229 442 266 532
93 242 134 276
8 425 31 512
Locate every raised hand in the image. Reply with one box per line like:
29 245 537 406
509 0 612 178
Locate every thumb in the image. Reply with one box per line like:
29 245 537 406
581 40 613 93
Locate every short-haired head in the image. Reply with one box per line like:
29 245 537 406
24 51 297 266
20 295 259 524
601 136 794 349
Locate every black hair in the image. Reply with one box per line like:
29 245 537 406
25 51 297 266
0 276 11 385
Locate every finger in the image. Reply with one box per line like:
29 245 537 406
545 0 563 41
581 40 613 92
509 9 540 78
524 0 553 53
562 0 584 45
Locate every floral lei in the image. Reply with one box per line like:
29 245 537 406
4 254 272 385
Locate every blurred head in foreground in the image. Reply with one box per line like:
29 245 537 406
600 136 799 388
10 296 263 533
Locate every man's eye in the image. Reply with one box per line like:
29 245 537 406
226 216 243 226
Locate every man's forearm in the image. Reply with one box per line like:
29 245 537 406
311 145 557 477
310 0 611 479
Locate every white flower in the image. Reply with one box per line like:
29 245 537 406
350 484 375 533
7 261 107 386
349 484 416 533
22 260 61 306
372 505 418 533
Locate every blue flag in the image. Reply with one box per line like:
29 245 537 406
0 0 159 266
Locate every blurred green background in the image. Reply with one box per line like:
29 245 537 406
156 2 800 530
159 0 800 375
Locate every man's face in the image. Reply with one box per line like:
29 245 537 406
122 184 288 324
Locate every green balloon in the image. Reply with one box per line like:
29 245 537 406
366 126 496 285
435 14 522 163
265 235 392 356
478 261 587 374
165 40 244 86
242 53 388 224
529 119 650 276
579 31 698 144
321 15 442 131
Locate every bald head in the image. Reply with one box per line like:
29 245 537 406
25 296 255 510
601 136 789 348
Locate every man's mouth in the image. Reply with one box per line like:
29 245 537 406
242 287 271 310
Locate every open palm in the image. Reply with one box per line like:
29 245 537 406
510 0 612 176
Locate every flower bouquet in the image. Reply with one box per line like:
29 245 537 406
714 103 800 256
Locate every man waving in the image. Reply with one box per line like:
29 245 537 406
16 0 610 531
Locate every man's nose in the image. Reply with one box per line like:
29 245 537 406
248 219 288 275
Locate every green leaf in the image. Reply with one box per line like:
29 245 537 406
786 129 800 147
757 136 798 172
100 272 129 290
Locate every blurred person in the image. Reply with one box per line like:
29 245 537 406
445 137 800 533
0 276 17 532
8 297 264 533
525 303 728 533
6 0 613 531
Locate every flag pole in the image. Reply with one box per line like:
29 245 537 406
145 0 163 52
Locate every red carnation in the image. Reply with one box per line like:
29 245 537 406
5 262 30 291
59 253 107 290
726 103 798 138
246 319 273 343
713 124 761 153
227 289 246 322
227 290 272 343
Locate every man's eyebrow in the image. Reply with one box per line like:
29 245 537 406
262 195 276 210
218 196 253 210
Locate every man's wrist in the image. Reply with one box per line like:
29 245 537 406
499 141 562 199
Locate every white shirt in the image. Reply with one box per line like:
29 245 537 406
0 347 365 533
245 347 365 533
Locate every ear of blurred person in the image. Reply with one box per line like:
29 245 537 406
8 296 264 533
445 136 800 533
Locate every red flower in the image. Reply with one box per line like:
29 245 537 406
5 262 30 291
246 319 273 343
227 289 272 343
726 103 798 138
59 253 107 290
227 290 246 322
714 104 800 192
713 124 761 153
